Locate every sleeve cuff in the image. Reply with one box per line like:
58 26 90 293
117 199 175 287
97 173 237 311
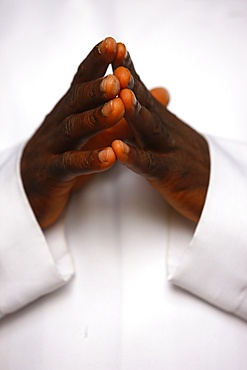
0 143 74 318
167 136 247 320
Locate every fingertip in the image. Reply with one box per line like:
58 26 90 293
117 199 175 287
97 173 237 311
101 97 125 120
114 66 133 89
111 139 121 156
108 97 126 121
112 97 125 118
117 42 127 60
119 88 137 111
112 139 130 158
98 37 117 59
101 74 120 98
112 42 128 67
98 147 116 165
150 87 170 107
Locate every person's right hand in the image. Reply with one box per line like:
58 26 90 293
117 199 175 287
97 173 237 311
21 37 126 229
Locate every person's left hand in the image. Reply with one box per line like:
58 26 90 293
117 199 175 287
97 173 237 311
112 53 210 223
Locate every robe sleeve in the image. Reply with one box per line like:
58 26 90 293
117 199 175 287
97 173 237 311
168 135 247 321
0 143 74 319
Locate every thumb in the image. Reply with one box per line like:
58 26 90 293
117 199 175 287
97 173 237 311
150 87 170 107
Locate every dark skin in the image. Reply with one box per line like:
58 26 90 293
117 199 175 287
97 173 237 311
21 37 209 229
112 47 210 222
21 37 123 229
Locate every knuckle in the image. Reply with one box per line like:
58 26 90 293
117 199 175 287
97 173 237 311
82 80 99 101
62 110 98 140
63 116 74 139
83 110 98 131
88 80 100 99
138 151 166 179
60 151 73 172
65 84 81 110
65 80 101 111
81 153 94 169
143 151 156 174
60 151 97 174
77 152 99 173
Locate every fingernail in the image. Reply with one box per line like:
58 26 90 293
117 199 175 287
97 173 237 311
98 38 108 54
123 51 131 67
100 75 120 96
98 148 109 162
121 141 130 154
101 101 113 117
128 75 134 89
132 93 137 106
100 77 107 93
131 93 141 112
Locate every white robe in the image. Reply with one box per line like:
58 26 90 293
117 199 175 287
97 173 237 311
0 0 247 369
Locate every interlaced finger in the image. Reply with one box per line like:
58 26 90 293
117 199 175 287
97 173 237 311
57 97 125 149
112 140 169 180
71 37 118 86
50 74 121 122
113 47 155 110
49 147 116 181
119 89 171 151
